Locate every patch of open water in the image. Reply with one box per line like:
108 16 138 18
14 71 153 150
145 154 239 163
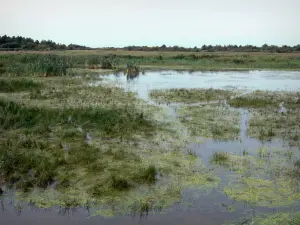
2 70 300 225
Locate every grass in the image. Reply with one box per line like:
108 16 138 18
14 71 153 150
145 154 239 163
226 90 300 145
0 78 42 92
2 51 300 218
225 212 300 225
255 212 300 225
0 98 158 190
150 88 236 104
223 162 300 207
2 51 300 72
219 146 300 212
228 90 300 109
211 152 230 164
247 107 300 145
1 54 70 77
0 75 218 216
179 104 240 140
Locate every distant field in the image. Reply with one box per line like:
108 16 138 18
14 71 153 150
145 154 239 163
2 49 300 57
1 50 300 71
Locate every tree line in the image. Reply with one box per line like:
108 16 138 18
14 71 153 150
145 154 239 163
0 35 91 51
123 44 300 53
1 35 299 52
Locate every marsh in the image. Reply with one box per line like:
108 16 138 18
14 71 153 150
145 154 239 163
1 55 300 225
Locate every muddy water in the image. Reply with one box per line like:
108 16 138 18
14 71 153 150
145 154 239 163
2 70 300 225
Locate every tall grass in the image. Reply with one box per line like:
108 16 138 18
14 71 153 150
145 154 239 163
0 99 157 189
2 54 70 76
0 99 155 136
86 55 120 69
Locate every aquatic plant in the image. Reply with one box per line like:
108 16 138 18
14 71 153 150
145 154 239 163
150 88 235 104
179 105 240 140
125 62 139 77
224 177 300 207
228 90 300 109
211 152 230 164
257 147 270 158
248 105 300 145
227 212 300 225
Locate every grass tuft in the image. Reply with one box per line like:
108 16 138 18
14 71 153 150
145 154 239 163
211 152 229 164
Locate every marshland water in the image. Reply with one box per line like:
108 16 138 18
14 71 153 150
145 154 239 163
2 70 300 225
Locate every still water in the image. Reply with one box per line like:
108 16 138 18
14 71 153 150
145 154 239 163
2 70 300 225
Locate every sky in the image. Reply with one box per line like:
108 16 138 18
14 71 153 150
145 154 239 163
0 0 299 47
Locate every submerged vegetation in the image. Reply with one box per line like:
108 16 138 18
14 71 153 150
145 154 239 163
150 88 236 104
225 212 300 225
179 104 240 140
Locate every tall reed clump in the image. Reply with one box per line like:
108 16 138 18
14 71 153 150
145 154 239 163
125 62 139 77
86 55 120 70
31 54 69 76
4 54 70 77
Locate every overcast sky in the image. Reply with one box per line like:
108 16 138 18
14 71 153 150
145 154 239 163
1 0 299 47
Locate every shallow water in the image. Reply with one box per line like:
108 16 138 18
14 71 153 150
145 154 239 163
101 70 300 102
2 70 300 225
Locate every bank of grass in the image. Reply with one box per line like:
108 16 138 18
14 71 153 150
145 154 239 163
41 50 300 71
179 104 240 140
150 88 236 104
0 76 218 216
1 51 300 72
228 90 300 109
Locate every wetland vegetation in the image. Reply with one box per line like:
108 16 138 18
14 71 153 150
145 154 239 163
150 88 236 104
1 49 300 225
148 85 300 224
1 48 300 73
0 55 219 217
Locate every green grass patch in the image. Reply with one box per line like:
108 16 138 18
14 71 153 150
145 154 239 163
228 90 300 109
179 104 240 140
224 212 300 225
211 152 230 164
247 108 300 145
150 88 236 104
221 148 300 208
0 78 42 92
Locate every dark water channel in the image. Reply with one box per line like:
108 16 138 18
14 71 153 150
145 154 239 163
2 70 300 225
